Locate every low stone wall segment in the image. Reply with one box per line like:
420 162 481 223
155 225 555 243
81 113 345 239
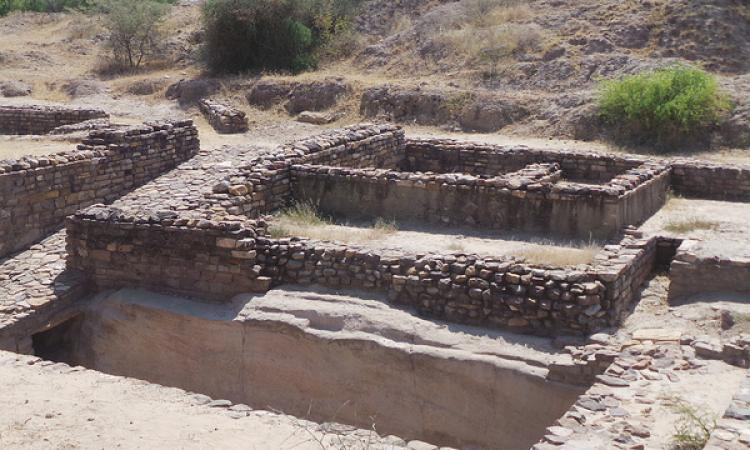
0 120 199 258
671 159 750 202
404 138 645 181
0 105 108 135
668 240 750 303
198 99 248 134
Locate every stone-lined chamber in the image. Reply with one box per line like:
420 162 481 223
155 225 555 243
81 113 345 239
64 124 659 336
0 105 108 135
0 120 199 258
62 123 750 337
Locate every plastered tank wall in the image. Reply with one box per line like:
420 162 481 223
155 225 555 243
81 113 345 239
0 121 199 258
0 105 108 135
56 288 584 450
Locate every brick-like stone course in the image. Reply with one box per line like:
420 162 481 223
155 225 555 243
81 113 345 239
292 155 670 239
198 99 248 134
207 123 405 216
0 120 199 258
0 105 108 135
405 138 645 181
65 206 271 300
668 239 750 302
671 159 750 202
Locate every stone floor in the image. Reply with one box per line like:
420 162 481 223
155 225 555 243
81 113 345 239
0 231 82 336
536 336 750 450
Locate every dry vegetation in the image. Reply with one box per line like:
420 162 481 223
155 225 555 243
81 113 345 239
664 218 720 234
670 399 716 450
516 242 600 267
268 202 399 243
268 203 600 266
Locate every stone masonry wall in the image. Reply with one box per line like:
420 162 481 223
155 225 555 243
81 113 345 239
206 124 405 217
65 207 271 300
291 160 670 240
405 139 645 181
667 239 750 302
64 123 662 336
0 105 109 135
66 208 658 335
0 120 199 258
671 159 750 201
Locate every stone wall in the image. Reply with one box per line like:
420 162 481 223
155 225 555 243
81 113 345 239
0 120 199 258
405 138 645 181
407 139 750 203
668 239 750 302
66 204 658 335
0 105 108 135
291 160 670 240
63 123 665 336
198 99 248 134
206 124 405 217
65 207 271 299
671 159 750 201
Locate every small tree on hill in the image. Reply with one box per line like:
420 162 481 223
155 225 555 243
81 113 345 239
98 0 169 70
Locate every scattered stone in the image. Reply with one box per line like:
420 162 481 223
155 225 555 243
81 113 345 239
207 399 232 408
297 111 338 125
0 80 31 97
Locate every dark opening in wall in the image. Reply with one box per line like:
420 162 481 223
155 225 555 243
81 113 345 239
32 315 84 364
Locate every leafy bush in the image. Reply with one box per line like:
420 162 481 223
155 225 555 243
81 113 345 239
202 0 363 74
0 0 91 15
96 0 171 72
599 66 731 148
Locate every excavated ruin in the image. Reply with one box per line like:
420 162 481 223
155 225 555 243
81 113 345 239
2 107 750 449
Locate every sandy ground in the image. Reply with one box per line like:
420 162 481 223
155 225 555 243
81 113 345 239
640 197 750 257
0 135 79 158
270 219 600 265
0 350 409 450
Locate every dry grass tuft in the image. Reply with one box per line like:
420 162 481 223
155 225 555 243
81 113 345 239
389 13 413 35
437 0 541 80
670 399 716 450
663 218 720 234
268 203 398 242
517 243 600 266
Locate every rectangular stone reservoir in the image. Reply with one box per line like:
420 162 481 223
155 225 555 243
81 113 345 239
290 139 671 240
34 287 586 450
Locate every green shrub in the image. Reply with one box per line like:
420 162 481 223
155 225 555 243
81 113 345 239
0 0 92 15
202 0 363 74
599 66 731 148
0 0 174 16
